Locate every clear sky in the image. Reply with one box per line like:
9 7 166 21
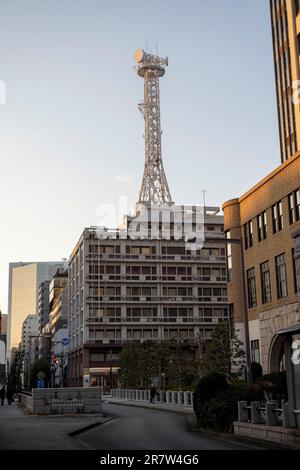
0 0 280 312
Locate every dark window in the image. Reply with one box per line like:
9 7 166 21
292 248 300 293
272 201 283 234
257 211 267 241
244 220 253 249
247 268 257 308
288 189 300 224
295 0 300 16
275 254 288 299
251 340 261 364
260 261 272 304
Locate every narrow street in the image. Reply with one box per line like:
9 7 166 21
75 402 267 450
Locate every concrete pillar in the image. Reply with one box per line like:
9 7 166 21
266 401 278 426
251 401 261 424
238 401 248 422
282 401 291 428
184 392 189 406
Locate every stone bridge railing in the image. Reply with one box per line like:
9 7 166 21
111 388 193 407
238 400 296 428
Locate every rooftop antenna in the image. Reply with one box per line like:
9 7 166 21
134 47 172 204
202 190 208 212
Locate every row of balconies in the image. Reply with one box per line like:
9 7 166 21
85 295 227 303
85 253 226 262
86 275 226 282
85 316 221 324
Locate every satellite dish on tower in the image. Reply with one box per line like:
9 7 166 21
134 48 145 63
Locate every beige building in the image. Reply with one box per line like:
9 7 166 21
223 152 300 374
0 312 7 336
270 0 300 162
7 262 65 355
68 206 228 387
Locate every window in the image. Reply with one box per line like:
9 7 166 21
251 340 261 364
244 221 253 249
260 261 272 304
288 189 300 224
226 231 232 281
272 201 283 233
257 211 267 241
247 268 257 308
295 0 300 16
292 248 300 293
276 254 288 299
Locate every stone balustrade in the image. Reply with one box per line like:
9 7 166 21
111 388 193 407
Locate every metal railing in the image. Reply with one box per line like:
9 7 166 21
111 388 193 407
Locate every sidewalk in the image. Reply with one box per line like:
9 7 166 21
106 397 195 415
0 402 109 450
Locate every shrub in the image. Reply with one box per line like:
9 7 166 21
193 373 228 426
251 362 263 382
193 374 248 432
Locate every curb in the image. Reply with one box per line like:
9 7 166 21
68 417 114 437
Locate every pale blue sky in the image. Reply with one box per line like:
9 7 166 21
0 0 279 312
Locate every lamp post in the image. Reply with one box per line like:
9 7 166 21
205 236 253 385
109 349 113 390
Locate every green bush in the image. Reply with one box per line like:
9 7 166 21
193 374 248 432
193 373 228 426
251 362 263 382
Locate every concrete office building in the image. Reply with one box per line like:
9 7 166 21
68 207 227 387
37 281 50 335
21 314 39 364
7 261 65 356
270 0 300 162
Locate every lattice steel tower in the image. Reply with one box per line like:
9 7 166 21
134 48 172 205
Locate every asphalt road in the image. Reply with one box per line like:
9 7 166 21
76 402 264 450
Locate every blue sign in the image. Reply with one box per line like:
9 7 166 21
61 338 69 346
37 379 45 389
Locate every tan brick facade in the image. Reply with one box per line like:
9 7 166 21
223 152 300 373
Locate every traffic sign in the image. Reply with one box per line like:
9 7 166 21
61 338 69 346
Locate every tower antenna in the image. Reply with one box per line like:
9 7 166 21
134 48 172 205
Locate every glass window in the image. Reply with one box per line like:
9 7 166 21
257 211 267 241
261 261 272 304
272 201 283 233
247 268 257 308
276 254 288 299
251 339 261 364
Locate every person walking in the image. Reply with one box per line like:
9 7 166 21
0 386 5 406
149 386 158 404
6 387 14 405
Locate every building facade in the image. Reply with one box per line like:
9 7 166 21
21 314 39 364
7 261 65 356
223 151 300 374
270 0 300 162
68 206 228 387
37 281 50 335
